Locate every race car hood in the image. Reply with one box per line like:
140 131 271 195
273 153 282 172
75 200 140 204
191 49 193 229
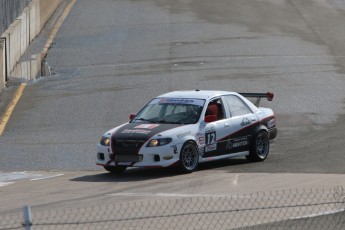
111 123 184 155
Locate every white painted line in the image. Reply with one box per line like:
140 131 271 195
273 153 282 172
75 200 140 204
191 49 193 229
11 171 27 174
233 174 240 185
292 208 345 219
0 182 15 187
108 192 250 198
30 174 64 181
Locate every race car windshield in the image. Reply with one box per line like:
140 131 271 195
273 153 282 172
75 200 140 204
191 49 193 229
133 98 205 124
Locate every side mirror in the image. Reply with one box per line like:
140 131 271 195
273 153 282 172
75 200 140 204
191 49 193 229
129 113 136 120
204 115 217 123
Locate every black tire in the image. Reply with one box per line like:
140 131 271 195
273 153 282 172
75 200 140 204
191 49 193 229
103 165 127 174
246 131 270 162
179 141 199 173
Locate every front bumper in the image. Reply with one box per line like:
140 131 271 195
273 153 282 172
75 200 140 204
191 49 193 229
96 143 181 168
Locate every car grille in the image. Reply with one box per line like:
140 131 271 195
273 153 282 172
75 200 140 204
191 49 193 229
112 140 146 155
121 140 141 148
114 155 143 162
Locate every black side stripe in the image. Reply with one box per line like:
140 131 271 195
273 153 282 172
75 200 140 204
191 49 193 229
218 115 275 142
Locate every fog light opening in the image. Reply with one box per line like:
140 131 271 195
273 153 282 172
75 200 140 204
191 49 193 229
154 155 160 162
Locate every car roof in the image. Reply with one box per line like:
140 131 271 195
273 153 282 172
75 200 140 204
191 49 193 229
156 90 238 100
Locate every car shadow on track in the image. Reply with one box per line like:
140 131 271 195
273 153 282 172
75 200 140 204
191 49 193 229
198 158 251 171
71 158 251 183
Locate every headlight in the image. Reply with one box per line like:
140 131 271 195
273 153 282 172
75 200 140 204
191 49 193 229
100 136 110 146
147 138 172 147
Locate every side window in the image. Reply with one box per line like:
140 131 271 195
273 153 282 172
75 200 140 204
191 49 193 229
224 95 252 117
205 98 225 120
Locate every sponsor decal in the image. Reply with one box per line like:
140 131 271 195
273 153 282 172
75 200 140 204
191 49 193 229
171 145 178 154
135 124 160 129
241 117 251 126
226 140 233 150
154 98 205 107
117 162 133 166
199 147 205 157
205 144 217 152
198 122 207 133
108 161 133 166
226 138 248 150
205 130 217 152
177 131 191 138
159 98 194 104
205 125 215 133
205 131 216 145
198 136 205 145
121 129 151 134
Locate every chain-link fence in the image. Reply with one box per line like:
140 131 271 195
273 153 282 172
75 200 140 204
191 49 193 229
1 187 344 230
0 0 32 35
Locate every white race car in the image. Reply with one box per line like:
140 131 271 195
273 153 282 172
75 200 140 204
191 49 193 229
96 90 277 173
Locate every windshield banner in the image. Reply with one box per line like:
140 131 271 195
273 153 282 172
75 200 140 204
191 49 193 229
151 98 205 107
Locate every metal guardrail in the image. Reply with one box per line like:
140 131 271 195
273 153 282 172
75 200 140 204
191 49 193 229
0 0 32 35
1 187 344 229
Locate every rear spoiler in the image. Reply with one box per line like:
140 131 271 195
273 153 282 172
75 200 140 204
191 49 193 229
239 92 274 107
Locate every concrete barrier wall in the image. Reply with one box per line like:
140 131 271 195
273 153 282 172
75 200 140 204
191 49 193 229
29 0 39 42
0 40 5 90
0 0 63 92
39 0 63 29
20 9 30 55
8 20 22 75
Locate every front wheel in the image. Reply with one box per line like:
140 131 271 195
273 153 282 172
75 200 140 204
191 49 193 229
179 141 199 173
246 131 269 162
103 165 127 174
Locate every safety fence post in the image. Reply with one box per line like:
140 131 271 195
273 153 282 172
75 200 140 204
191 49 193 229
23 205 32 230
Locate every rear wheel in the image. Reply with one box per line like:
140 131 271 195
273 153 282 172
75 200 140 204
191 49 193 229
103 165 127 174
246 131 269 162
179 141 199 173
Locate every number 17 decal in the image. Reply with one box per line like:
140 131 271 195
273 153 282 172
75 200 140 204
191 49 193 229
205 131 217 152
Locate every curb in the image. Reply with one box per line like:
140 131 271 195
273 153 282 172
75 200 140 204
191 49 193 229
0 83 26 135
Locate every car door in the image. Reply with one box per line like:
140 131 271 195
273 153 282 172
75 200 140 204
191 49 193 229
220 95 259 154
203 98 233 158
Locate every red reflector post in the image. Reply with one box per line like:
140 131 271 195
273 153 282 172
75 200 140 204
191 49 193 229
267 92 274 101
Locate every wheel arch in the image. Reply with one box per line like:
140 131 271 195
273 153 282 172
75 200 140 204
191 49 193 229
252 125 268 140
255 124 268 133
184 139 198 147
177 135 199 149
249 125 269 147
246 127 270 162
179 139 199 155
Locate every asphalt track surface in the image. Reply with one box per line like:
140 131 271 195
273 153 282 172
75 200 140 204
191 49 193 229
1 0 345 223
1 0 345 173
